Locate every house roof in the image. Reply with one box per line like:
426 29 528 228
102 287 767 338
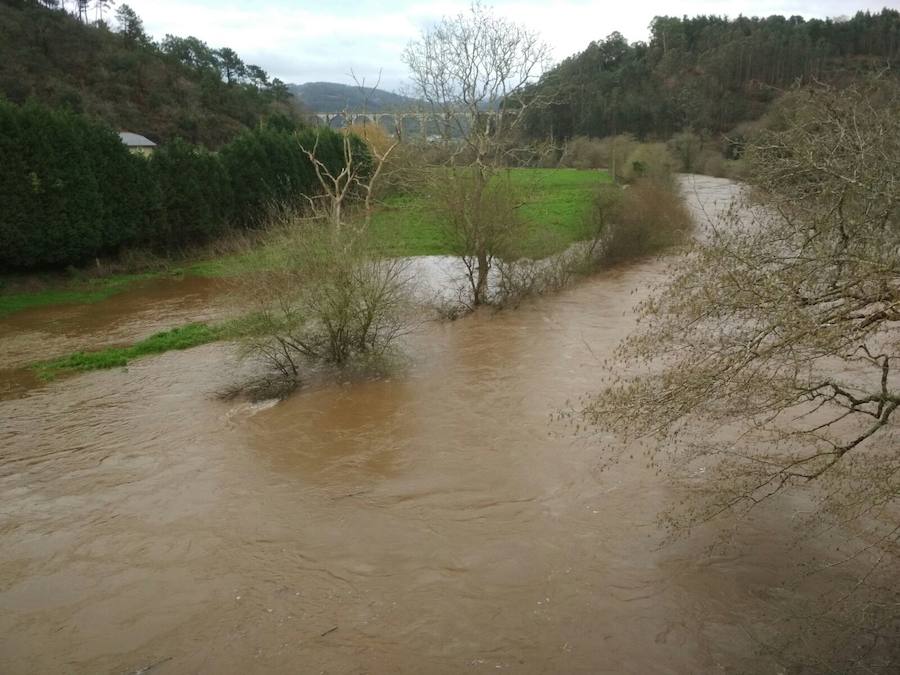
118 131 156 148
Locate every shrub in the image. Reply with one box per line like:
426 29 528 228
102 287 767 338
559 136 605 169
239 216 415 379
622 142 677 184
597 179 692 263
594 134 638 181
344 122 394 157
558 134 638 180
667 130 704 172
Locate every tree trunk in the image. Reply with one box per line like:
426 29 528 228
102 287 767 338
474 250 489 305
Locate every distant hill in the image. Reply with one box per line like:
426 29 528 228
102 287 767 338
290 82 421 112
0 2 298 147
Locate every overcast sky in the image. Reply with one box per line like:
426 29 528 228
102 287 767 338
123 1 895 90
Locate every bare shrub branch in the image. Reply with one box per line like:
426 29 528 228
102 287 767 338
574 78 900 671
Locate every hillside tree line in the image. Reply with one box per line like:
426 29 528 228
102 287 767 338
0 99 365 270
524 10 900 142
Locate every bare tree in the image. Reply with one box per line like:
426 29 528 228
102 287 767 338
298 131 360 232
575 79 900 671
299 72 401 234
347 70 404 226
433 169 526 307
403 1 552 167
403 1 554 306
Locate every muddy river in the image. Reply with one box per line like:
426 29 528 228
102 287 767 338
0 177 841 673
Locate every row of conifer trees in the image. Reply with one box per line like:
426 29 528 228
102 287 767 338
0 100 364 271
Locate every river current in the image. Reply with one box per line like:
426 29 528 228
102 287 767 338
0 177 840 673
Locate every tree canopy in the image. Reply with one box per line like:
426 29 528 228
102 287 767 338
524 10 900 140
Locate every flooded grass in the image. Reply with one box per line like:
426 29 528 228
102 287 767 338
33 322 232 379
0 256 264 320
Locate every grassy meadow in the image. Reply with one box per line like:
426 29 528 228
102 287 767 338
370 168 611 257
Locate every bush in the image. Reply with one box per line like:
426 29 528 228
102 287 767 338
597 179 692 263
622 142 677 184
558 136 605 169
344 122 411 199
344 122 394 157
667 130 704 172
558 134 638 181
239 216 414 378
594 134 638 181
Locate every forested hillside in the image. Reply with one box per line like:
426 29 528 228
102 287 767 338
290 82 420 112
524 9 900 141
0 0 297 147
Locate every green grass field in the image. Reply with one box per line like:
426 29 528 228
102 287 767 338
370 168 611 257
2 168 609 320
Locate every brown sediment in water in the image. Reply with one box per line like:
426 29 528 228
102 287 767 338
0 177 842 673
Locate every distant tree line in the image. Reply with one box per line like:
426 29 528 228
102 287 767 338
0 99 366 271
0 0 298 147
524 10 900 141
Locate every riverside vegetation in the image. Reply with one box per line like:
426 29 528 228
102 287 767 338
0 99 363 271
575 77 900 671
30 161 690 382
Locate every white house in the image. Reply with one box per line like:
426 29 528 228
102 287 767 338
118 131 156 155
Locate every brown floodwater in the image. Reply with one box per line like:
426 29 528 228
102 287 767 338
0 276 237 400
0 177 845 673
0 276 234 369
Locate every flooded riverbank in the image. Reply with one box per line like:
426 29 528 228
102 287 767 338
0 177 837 673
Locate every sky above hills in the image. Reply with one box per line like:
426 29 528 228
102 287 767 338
124 1 894 91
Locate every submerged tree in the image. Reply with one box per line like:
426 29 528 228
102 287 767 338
238 219 415 387
403 1 553 306
577 79 900 670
